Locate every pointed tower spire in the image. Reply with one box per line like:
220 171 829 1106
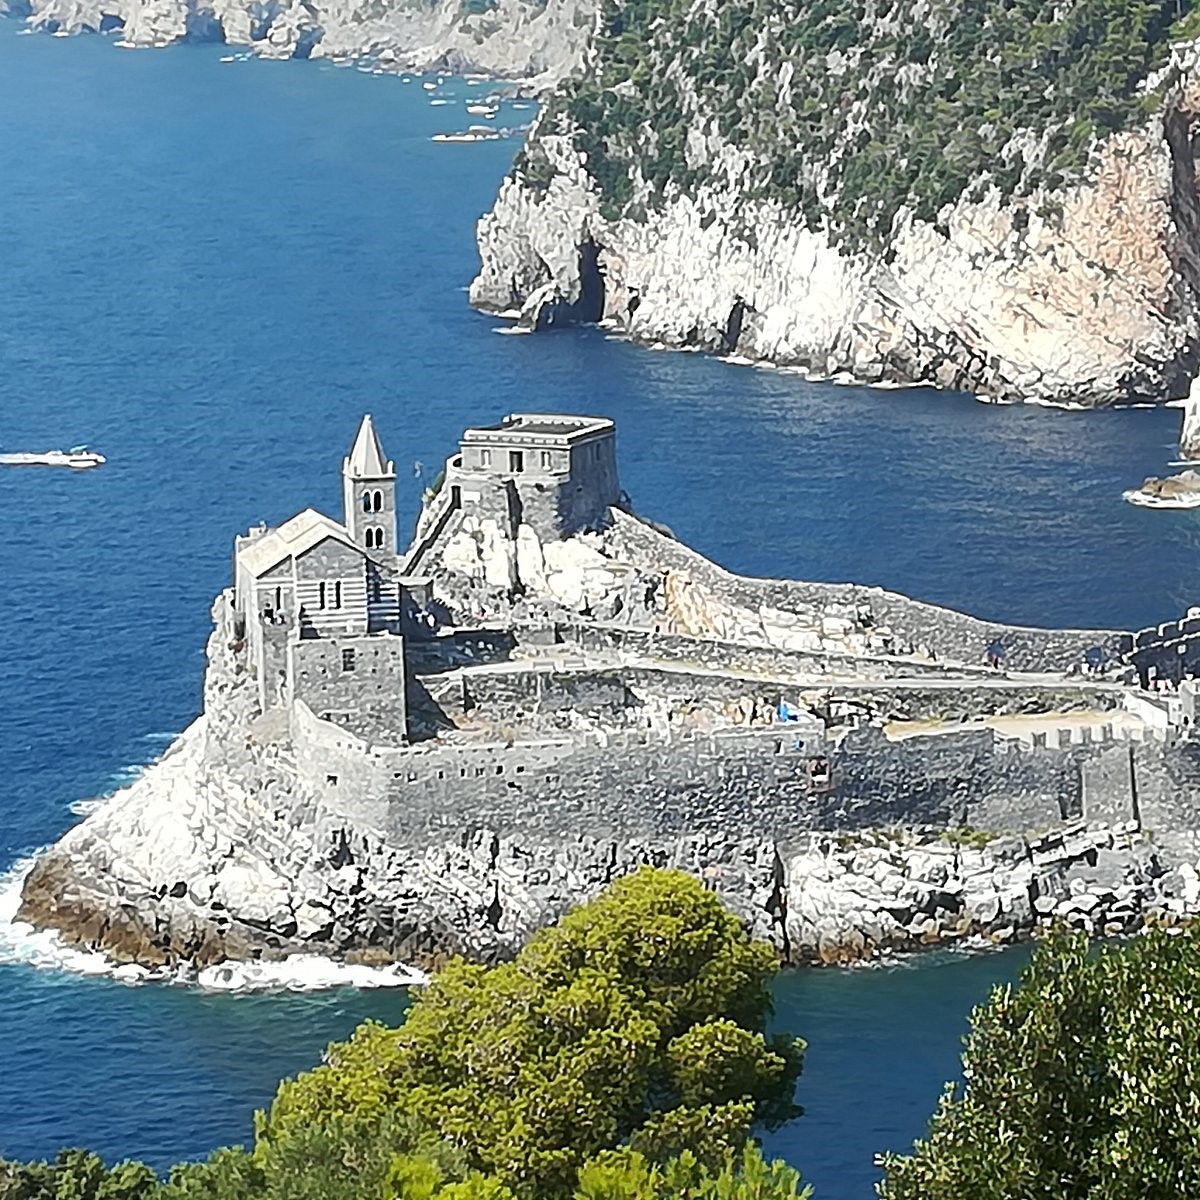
345 414 394 479
342 415 398 558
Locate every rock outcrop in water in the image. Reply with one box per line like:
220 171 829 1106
471 0 1200 404
1124 467 1200 507
4 0 593 82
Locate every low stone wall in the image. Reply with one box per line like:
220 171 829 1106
545 620 993 681
607 512 1125 671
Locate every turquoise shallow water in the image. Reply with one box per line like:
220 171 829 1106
0 23 1193 1199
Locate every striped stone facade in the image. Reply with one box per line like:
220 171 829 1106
233 416 409 740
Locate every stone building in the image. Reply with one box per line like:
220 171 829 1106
233 415 408 739
450 413 620 541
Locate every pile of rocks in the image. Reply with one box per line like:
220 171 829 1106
782 822 1183 964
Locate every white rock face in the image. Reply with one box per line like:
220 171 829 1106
22 0 594 83
1181 375 1200 459
472 81 1200 405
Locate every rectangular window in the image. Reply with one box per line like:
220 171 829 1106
480 448 491 467
341 648 356 671
318 582 327 609
540 450 552 470
509 450 524 473
333 581 342 609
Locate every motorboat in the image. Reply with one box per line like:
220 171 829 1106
1123 468 1200 509
0 446 106 470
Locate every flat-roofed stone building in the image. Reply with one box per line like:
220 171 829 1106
452 413 619 541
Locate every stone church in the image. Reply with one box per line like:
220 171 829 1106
231 411 622 742
233 414 409 738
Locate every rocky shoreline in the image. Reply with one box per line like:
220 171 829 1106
16 412 1200 982
0 0 592 86
13 578 1200 978
17 707 1200 973
472 109 1200 406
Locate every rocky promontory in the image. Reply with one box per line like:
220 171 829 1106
472 0 1200 404
16 474 1200 978
2 0 593 83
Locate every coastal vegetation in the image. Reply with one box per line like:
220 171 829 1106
0 871 808 1200
12 881 1200 1199
520 0 1197 245
880 928 1200 1198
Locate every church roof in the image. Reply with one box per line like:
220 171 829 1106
238 508 363 579
344 414 395 479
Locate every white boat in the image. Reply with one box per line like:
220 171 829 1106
466 103 496 116
0 446 106 470
1123 488 1200 510
422 81 437 91
1124 467 1200 509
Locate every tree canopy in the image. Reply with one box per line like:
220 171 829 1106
0 869 809 1200
879 927 1200 1200
524 0 1196 243
261 868 804 1197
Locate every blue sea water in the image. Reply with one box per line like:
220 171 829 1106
0 23 1195 1199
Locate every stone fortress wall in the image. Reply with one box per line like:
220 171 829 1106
602 511 1127 672
254 409 1200 889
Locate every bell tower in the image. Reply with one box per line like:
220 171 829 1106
342 414 397 558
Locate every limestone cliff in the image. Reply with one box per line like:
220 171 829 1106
472 1 1200 404
4 0 593 83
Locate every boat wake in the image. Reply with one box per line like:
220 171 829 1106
0 855 427 994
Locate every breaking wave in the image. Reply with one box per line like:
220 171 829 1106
68 734 182 816
0 856 427 994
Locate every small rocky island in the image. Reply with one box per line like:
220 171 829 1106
1124 469 1200 508
19 414 1200 974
